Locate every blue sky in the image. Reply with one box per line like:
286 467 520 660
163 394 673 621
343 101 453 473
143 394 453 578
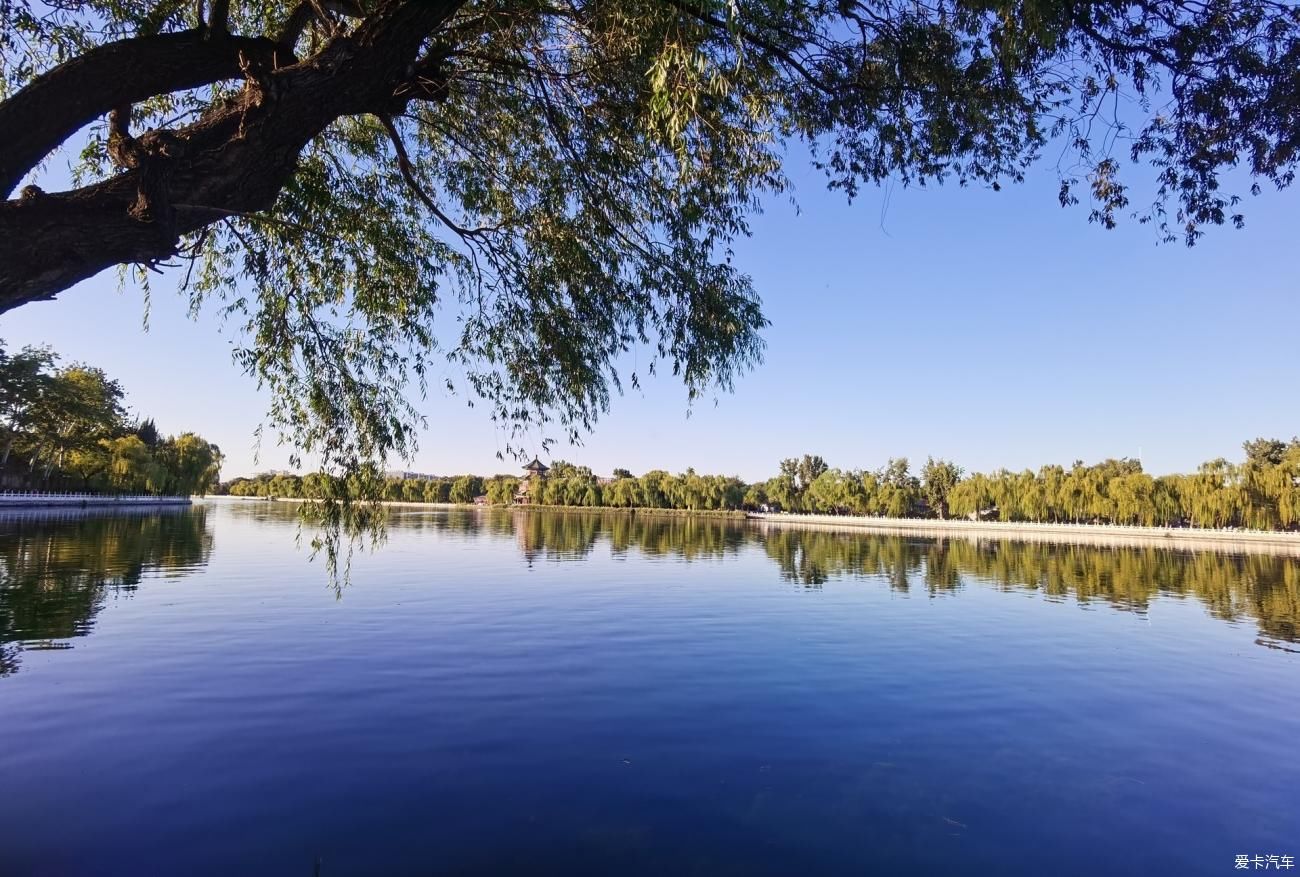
2 156 1295 481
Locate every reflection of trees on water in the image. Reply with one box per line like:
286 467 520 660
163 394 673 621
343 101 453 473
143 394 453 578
381 507 749 564
5 505 1297 674
377 508 1300 649
756 528 932 591
511 510 747 565
755 528 1299 649
385 510 1300 649
0 507 212 675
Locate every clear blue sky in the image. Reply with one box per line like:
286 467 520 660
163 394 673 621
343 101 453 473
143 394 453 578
2 157 1295 481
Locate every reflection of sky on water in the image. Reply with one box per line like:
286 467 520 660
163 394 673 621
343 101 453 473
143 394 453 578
4 503 1298 679
0 501 1297 876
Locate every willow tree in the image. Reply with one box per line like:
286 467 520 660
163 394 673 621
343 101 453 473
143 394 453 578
920 457 962 519
3 0 1299 483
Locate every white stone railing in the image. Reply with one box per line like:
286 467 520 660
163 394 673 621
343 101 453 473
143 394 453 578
746 511 1300 549
0 492 191 508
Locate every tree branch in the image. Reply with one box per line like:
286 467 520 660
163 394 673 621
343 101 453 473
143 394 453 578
106 105 148 171
379 115 488 240
276 0 369 47
208 0 231 34
276 1 320 47
0 0 471 312
0 28 293 197
661 0 836 96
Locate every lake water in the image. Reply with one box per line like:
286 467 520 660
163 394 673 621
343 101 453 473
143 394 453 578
2 501 1297 876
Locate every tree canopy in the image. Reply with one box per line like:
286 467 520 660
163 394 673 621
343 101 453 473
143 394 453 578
3 0 1298 482
219 438 1300 532
0 339 223 494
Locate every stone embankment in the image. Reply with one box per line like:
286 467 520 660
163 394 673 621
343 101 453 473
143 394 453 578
746 512 1300 555
0 492 191 509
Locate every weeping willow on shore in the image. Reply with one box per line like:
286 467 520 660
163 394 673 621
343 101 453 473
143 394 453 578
220 437 1300 533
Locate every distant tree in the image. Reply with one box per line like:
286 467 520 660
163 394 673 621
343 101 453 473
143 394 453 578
481 476 515 505
26 366 125 482
268 473 302 498
920 457 963 519
1153 477 1183 527
789 455 828 492
638 471 670 509
1037 465 1066 523
716 476 745 511
0 339 220 493
806 468 851 514
159 433 223 496
208 440 1300 532
63 440 112 491
135 418 161 449
0 342 56 466
301 472 332 499
1109 471 1157 525
103 435 156 492
1276 445 1300 528
773 454 827 510
606 478 641 509
1243 438 1294 469
948 473 994 521
450 475 482 504
561 461 595 480
657 473 684 509
424 479 452 504
764 473 799 513
876 458 919 518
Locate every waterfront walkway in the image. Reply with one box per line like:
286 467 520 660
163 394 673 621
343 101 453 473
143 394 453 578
746 512 1300 555
0 492 191 509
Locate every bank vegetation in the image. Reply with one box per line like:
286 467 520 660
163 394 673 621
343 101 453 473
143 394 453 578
219 438 1300 532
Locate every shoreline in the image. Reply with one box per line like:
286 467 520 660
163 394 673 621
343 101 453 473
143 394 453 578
208 496 749 519
745 512 1300 555
505 504 748 520
203 497 1300 553
0 494 191 509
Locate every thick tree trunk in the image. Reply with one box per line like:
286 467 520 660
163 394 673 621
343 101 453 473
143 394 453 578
0 0 465 313
0 29 291 198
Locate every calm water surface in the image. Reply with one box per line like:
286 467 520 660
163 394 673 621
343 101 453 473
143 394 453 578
1 502 1298 876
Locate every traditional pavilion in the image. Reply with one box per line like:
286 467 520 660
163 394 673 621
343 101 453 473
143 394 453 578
514 457 550 504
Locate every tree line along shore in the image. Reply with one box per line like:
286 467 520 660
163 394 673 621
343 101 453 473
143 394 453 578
218 438 1300 533
0 341 222 496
